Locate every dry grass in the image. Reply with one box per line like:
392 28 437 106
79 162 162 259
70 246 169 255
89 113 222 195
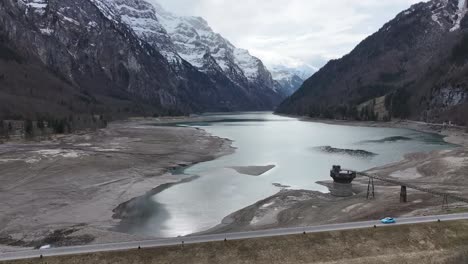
4 220 468 264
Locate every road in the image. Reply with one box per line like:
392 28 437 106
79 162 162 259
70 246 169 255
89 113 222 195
1 213 468 261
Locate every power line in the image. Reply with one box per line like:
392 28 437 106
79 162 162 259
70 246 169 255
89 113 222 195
356 171 468 204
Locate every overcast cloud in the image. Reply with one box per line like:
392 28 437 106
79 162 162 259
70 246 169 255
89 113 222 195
152 0 425 70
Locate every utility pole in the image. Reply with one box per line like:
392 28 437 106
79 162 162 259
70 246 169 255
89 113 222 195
400 186 407 203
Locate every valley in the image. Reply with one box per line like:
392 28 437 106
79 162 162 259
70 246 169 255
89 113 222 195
1 0 468 262
2 113 467 252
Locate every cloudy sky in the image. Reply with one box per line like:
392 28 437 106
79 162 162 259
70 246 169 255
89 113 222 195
154 0 424 70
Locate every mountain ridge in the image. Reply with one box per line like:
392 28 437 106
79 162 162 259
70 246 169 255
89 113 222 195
269 65 315 96
0 0 288 122
276 0 468 125
93 0 285 109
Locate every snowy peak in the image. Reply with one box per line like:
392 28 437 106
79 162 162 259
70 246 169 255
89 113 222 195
270 65 315 81
271 70 301 82
269 65 314 96
150 1 277 88
233 49 261 80
21 0 48 14
91 0 182 64
90 0 284 94
401 0 468 31
155 9 213 68
451 0 467 31
90 0 284 106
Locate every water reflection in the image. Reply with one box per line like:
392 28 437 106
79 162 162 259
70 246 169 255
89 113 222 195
120 112 452 238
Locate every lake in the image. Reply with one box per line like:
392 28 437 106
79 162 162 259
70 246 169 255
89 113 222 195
121 112 451 238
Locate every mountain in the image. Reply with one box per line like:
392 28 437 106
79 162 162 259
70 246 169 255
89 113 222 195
271 64 316 80
270 70 304 97
0 0 285 122
89 0 284 110
277 0 468 125
0 0 181 121
148 1 285 108
269 65 315 96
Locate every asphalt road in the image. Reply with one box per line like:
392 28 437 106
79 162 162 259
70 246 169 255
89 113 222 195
1 213 468 261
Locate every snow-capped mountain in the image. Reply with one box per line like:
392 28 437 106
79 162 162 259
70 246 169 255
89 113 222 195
89 0 183 65
0 0 288 120
270 71 304 96
150 1 277 92
269 65 316 96
89 0 285 109
422 0 467 31
1 0 189 117
271 64 315 80
90 0 280 91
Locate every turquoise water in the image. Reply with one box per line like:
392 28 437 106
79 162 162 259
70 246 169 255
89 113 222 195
124 112 451 238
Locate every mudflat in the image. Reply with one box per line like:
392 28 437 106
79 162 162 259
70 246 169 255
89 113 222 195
0 119 233 250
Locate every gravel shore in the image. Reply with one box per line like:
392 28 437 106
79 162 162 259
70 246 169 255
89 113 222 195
2 115 467 250
0 119 233 252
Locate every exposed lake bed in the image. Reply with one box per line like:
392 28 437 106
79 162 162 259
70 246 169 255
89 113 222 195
117 112 461 238
1 113 468 251
0 119 233 251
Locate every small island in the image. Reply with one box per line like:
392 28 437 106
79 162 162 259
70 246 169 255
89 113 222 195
229 165 276 176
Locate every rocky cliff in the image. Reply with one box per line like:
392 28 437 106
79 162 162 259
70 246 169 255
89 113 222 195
107 0 284 109
1 0 187 119
0 0 285 121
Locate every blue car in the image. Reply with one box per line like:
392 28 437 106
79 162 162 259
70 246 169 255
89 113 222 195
381 217 396 224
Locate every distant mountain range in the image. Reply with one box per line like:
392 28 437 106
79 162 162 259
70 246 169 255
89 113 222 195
0 0 306 120
269 65 315 96
277 0 468 125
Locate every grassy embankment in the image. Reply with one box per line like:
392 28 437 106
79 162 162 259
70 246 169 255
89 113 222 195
4 220 468 264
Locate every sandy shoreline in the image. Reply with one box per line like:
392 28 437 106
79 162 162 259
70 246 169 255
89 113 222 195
0 119 234 252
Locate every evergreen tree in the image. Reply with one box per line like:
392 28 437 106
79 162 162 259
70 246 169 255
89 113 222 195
0 120 4 137
25 120 33 138
37 120 45 130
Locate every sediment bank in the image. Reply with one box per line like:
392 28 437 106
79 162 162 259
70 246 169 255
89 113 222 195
0 119 234 251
